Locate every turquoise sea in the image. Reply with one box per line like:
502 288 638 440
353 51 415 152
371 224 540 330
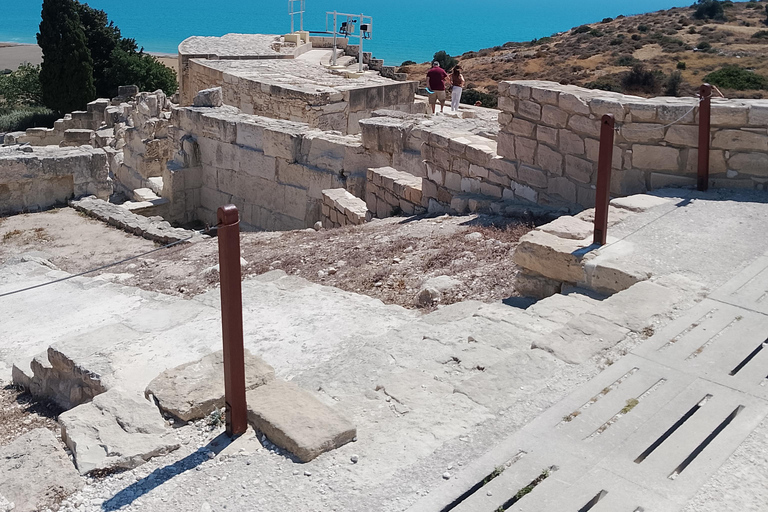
2 1 691 65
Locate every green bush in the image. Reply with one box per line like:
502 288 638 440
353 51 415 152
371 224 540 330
616 55 639 66
573 25 591 34
601 17 613 23
631 34 642 41
622 64 663 93
589 29 604 37
704 65 768 90
459 88 497 108
677 61 687 70
432 51 458 71
693 1 726 21
638 24 649 32
586 77 622 92
696 40 712 50
400 60 416 66
665 71 684 96
0 106 58 132
751 30 768 39
105 48 177 96
0 64 43 108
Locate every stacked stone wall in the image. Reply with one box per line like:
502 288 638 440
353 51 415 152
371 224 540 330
0 146 111 215
498 80 768 205
168 106 392 230
184 59 416 134
321 188 370 228
366 167 424 218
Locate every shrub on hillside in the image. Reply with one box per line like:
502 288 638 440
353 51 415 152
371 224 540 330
400 60 416 66
0 64 43 108
696 40 712 50
665 71 683 96
677 61 687 70
693 1 726 21
616 55 639 67
622 64 663 94
704 65 768 90
586 77 622 92
460 88 497 108
573 25 591 34
752 30 768 39
432 51 458 71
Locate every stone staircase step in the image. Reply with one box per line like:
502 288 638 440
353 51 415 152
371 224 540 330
132 187 160 202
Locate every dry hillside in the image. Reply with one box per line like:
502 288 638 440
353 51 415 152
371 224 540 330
404 1 768 104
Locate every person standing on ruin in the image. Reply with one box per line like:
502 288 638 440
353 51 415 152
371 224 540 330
449 65 465 112
426 61 448 114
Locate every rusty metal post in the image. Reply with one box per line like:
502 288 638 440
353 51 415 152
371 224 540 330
697 83 712 192
593 114 615 246
217 204 247 437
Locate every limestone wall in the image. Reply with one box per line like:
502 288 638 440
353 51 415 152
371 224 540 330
167 106 392 230
183 59 416 134
498 80 768 205
321 188 370 228
366 166 424 218
0 146 111 215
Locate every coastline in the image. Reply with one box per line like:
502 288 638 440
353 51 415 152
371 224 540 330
0 42 178 73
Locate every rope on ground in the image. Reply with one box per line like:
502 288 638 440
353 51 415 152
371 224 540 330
0 226 217 299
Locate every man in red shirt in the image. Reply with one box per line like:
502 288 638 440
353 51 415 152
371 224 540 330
426 61 448 114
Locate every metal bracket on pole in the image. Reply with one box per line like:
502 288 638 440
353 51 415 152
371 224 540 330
593 114 615 246
697 83 712 192
217 204 247 437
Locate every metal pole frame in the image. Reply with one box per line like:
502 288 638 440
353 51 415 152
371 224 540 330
593 114 615 246
358 12 364 72
697 83 712 192
217 204 248 437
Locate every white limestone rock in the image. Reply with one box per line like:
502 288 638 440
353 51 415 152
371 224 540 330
59 388 180 475
193 87 224 108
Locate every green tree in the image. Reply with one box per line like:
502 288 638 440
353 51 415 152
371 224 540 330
693 1 726 21
74 2 122 98
105 48 177 96
0 64 44 108
432 50 458 71
37 0 95 114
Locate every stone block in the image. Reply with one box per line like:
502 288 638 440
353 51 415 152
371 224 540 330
712 130 768 152
514 182 539 203
559 130 585 155
246 380 356 462
536 125 559 146
444 171 462 191
590 98 625 122
518 100 542 121
610 194 671 212
263 126 304 162
460 177 481 194
145 349 274 422
0 428 84 512
479 181 503 198
533 313 630 364
727 152 768 177
496 131 516 160
464 142 496 167
565 155 593 184
710 103 749 127
531 86 559 105
567 115 600 137
513 229 589 283
518 165 548 189
514 271 562 299
538 215 593 240
559 92 591 115
649 172 696 189
610 169 647 196
236 120 265 150
59 388 180 474
664 125 698 147
490 156 517 180
632 144 680 171
748 104 768 126
193 87 224 107
547 176 577 204
515 137 537 165
621 124 665 143
510 117 535 137
625 102 657 122
468 164 489 179
541 105 569 129
657 103 696 123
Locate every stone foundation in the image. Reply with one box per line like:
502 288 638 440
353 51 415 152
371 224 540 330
321 188 370 228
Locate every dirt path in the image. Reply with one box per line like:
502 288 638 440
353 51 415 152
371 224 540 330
1 208 531 310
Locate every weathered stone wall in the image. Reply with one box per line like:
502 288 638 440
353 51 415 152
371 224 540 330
366 167 424 218
0 146 111 215
168 106 392 230
321 188 370 228
184 59 416 134
498 80 768 206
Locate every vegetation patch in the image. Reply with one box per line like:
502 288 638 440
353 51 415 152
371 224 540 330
704 65 768 90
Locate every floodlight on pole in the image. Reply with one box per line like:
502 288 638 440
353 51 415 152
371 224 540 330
325 10 373 73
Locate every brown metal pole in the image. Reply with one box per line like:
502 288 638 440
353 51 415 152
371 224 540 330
593 114 615 246
217 204 247 437
697 83 712 192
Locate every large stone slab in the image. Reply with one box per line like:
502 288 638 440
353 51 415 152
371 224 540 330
59 388 179 475
145 349 275 422
0 428 84 512
246 380 356 462
513 229 590 284
532 313 630 364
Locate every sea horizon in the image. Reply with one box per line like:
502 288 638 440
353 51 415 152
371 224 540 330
2 1 691 65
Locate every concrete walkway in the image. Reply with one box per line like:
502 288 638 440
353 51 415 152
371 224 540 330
0 188 767 511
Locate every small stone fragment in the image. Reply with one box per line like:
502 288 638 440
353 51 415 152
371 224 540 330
350 454 359 463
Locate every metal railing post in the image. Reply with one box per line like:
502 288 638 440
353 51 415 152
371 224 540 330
217 204 247 437
593 114 615 246
358 13 364 73
697 83 712 192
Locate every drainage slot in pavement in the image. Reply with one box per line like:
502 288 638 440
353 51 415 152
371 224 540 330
728 339 768 376
668 405 744 480
438 451 525 512
635 394 712 464
686 316 742 360
577 490 608 512
496 466 555 511
585 378 665 441
661 309 717 350
559 368 638 425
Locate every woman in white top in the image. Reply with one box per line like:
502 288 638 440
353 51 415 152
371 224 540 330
450 65 465 112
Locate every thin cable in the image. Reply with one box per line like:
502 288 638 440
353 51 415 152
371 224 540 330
614 97 701 133
0 226 216 299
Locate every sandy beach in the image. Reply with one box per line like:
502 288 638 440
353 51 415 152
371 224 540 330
0 42 178 74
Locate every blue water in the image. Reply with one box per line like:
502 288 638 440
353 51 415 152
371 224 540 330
2 1 690 65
